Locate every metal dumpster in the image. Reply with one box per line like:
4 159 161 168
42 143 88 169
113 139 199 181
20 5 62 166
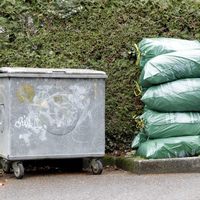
0 67 107 178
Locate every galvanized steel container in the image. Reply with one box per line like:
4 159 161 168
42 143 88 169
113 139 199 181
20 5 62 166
0 67 107 178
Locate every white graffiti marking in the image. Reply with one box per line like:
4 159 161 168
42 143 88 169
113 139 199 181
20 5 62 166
15 115 42 129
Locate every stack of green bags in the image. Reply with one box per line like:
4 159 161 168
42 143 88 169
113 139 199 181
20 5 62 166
132 38 200 159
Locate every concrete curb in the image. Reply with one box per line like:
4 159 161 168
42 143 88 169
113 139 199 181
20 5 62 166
101 156 200 174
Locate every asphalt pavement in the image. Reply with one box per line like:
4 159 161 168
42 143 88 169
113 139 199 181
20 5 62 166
1 167 200 200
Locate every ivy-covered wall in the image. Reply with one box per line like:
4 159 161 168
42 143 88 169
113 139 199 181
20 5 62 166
1 0 200 152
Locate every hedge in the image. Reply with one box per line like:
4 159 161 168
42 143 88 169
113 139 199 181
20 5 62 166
1 0 200 151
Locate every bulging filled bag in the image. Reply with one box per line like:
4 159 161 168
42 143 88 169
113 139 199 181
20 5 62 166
131 130 147 149
141 78 200 112
136 38 200 69
141 109 200 139
136 136 200 159
139 50 200 88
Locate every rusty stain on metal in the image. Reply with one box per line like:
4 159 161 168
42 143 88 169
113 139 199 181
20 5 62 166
94 83 97 99
0 84 6 102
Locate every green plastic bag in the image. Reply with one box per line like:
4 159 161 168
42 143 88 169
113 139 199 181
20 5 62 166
141 78 200 112
131 130 148 149
141 109 200 139
136 136 200 159
136 38 200 69
139 50 200 88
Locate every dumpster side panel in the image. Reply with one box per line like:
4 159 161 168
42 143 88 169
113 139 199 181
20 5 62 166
0 78 10 159
9 77 105 160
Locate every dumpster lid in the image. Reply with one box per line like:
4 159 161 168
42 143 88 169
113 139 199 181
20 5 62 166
0 67 106 75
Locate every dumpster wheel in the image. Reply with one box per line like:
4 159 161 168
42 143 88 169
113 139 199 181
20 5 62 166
91 159 103 175
12 162 24 179
3 162 11 173
0 159 11 173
